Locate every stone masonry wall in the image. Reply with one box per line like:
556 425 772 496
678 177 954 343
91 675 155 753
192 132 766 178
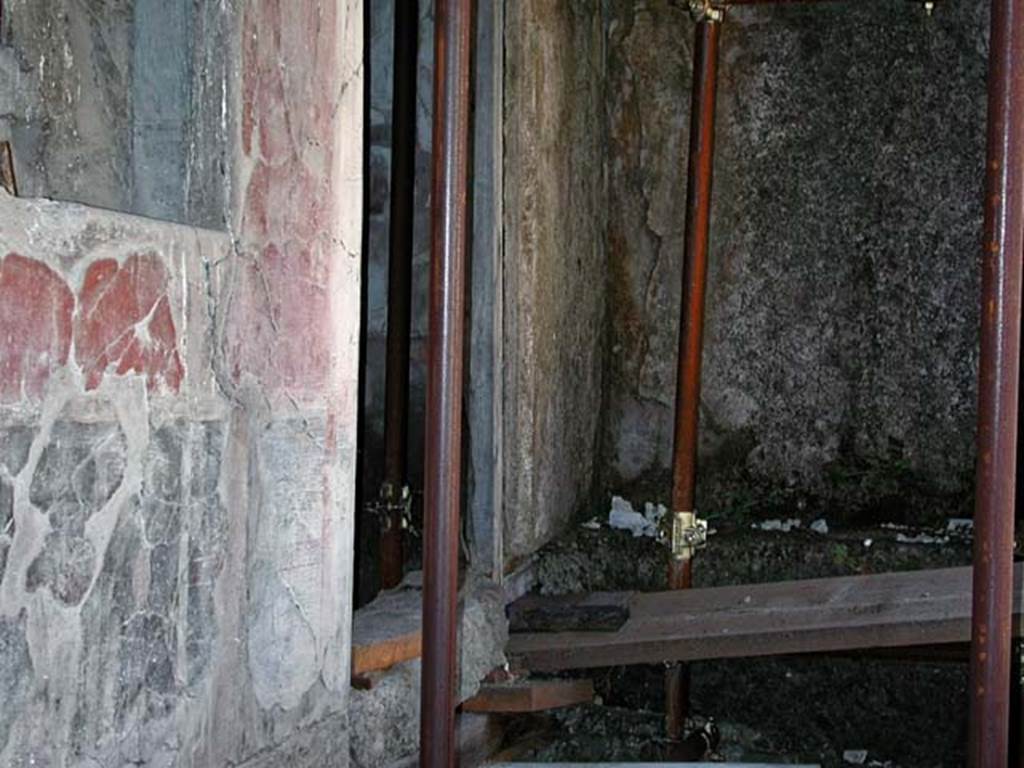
604 0 990 523
0 2 363 766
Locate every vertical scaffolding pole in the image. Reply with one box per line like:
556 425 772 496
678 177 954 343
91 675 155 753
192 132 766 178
665 11 723 742
420 0 473 765
380 0 420 590
969 0 1024 764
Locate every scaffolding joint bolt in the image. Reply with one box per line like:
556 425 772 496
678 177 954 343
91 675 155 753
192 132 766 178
672 510 708 561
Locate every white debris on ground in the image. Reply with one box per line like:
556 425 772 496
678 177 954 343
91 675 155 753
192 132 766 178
842 749 868 765
752 518 802 532
879 518 972 545
896 532 950 545
608 496 665 538
596 499 970 554
946 518 973 536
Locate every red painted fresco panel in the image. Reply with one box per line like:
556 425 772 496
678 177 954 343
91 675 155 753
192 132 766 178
0 253 74 401
230 0 341 393
74 254 184 393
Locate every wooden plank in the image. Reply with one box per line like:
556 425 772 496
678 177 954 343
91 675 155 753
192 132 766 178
508 565 1024 672
352 629 421 676
351 588 422 675
508 592 632 633
462 679 594 713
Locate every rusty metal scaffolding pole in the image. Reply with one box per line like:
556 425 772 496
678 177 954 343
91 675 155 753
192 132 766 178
969 0 1024 764
380 0 419 591
420 0 473 765
665 13 723 742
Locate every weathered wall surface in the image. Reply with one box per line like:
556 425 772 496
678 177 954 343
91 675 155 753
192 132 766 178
0 1 362 766
604 0 989 522
503 0 607 564
0 0 230 227
0 196 238 766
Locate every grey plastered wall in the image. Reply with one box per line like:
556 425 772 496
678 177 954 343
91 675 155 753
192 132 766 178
0 0 229 227
1 0 135 212
603 0 990 522
502 0 608 566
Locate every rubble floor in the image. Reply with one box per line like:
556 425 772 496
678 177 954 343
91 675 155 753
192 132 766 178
506 515 989 768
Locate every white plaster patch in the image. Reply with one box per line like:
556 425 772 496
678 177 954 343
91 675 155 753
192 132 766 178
247 561 319 711
248 418 328 710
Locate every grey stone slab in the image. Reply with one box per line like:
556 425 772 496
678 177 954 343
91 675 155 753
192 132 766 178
0 611 31 751
131 0 200 222
2 0 230 225
29 420 127 514
0 426 33 477
502 0 607 564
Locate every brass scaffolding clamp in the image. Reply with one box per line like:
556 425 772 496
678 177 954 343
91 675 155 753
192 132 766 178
373 480 413 534
688 0 724 23
671 510 708 562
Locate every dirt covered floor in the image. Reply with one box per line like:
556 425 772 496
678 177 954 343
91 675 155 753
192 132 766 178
507 509 990 767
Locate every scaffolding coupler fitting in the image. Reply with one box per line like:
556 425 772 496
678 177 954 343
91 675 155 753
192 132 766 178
672 510 708 561
688 0 724 24
377 481 412 532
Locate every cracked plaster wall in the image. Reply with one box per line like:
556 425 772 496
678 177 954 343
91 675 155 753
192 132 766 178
0 1 363 766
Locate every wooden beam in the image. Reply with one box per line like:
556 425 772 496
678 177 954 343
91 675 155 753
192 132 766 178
351 588 422 676
508 565 1024 672
352 628 421 676
462 679 594 713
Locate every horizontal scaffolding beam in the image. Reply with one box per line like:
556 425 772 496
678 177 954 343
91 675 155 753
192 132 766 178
508 565 1024 672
